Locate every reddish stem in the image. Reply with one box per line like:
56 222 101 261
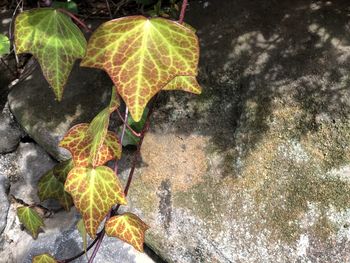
59 233 101 263
116 108 141 137
178 0 188 24
57 8 91 32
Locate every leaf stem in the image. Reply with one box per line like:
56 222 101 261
86 106 130 262
116 108 141 137
57 8 91 32
59 232 102 263
178 0 188 24
112 95 157 217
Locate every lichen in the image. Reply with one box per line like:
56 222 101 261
174 97 350 244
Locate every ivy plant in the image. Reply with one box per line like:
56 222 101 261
11 0 200 261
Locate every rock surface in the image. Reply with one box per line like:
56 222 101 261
6 0 350 262
8 63 114 161
0 207 155 263
0 173 9 235
115 0 350 262
9 142 57 204
0 142 156 263
0 104 24 154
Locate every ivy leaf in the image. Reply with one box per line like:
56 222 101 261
17 206 44 239
118 108 148 146
60 88 121 167
32 254 57 263
163 75 201 94
87 88 120 165
60 124 121 167
81 16 199 121
38 169 73 211
14 8 87 100
53 159 74 183
77 219 88 257
64 166 127 237
0 34 10 56
105 212 149 252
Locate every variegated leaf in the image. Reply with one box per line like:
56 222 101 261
38 169 73 211
17 206 44 239
81 16 199 121
32 254 57 263
14 8 86 100
105 212 149 252
64 166 126 237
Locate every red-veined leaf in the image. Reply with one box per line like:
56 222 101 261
162 75 201 94
32 254 57 263
105 212 149 252
81 16 199 121
59 124 121 167
60 88 121 167
64 166 126 237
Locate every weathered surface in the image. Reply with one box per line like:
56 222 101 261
117 1 350 262
0 173 9 235
9 142 57 204
0 207 155 263
0 104 24 154
8 63 114 160
0 141 156 263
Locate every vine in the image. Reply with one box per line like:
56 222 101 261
4 0 201 262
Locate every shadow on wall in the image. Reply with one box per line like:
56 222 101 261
154 0 350 171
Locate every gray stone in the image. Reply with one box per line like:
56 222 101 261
0 104 24 154
0 206 156 263
115 1 350 262
8 62 114 161
0 173 9 235
9 142 57 204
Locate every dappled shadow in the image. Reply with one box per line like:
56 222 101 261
151 0 350 176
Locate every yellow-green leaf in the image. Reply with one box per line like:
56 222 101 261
38 169 73 211
53 159 74 183
17 206 44 239
14 8 87 100
105 212 149 252
60 124 121 167
163 75 201 94
81 16 199 121
32 254 57 263
87 87 120 165
0 34 10 56
77 218 88 257
64 166 127 237
60 88 121 167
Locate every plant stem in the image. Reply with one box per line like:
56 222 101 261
57 8 91 32
59 233 101 263
88 106 129 263
178 0 188 24
105 0 113 19
114 107 129 174
112 95 157 217
87 96 157 262
9 0 22 70
116 108 141 137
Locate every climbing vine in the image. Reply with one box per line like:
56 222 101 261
9 0 200 261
